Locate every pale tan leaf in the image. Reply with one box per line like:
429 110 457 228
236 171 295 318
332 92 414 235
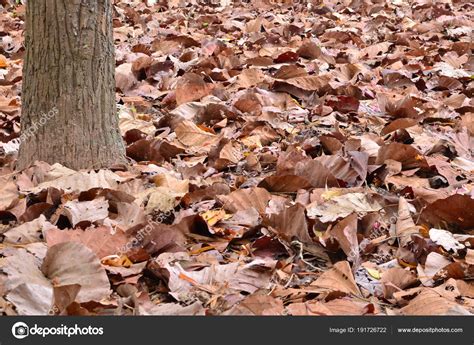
3 215 57 245
311 261 361 296
41 242 111 302
63 198 109 227
307 193 382 223
6 283 53 315
25 169 125 194
0 176 18 210
396 197 419 247
381 267 418 299
174 120 217 147
45 226 129 259
400 289 468 315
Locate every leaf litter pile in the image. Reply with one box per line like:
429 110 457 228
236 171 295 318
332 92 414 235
0 0 473 315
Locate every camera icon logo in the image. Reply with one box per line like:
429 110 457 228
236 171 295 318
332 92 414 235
12 322 29 339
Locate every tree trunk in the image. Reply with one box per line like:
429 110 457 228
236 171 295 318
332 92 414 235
17 0 126 171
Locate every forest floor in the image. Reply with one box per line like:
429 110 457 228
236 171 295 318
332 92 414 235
0 0 473 315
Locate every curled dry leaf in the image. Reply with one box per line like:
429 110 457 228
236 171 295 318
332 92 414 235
325 213 359 262
381 267 417 299
266 203 312 243
311 261 361 296
376 142 428 171
396 197 419 247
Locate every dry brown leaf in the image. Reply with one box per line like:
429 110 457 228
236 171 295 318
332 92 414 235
420 195 474 232
156 252 276 302
174 120 218 148
274 75 330 91
376 143 429 170
175 73 214 105
45 226 129 259
236 68 265 88
63 198 109 227
311 261 361 296
258 175 312 193
219 187 271 215
396 197 419 247
307 192 382 223
4 242 110 314
223 294 284 315
41 242 111 303
266 203 312 243
381 267 418 299
25 168 126 194
325 213 359 262
0 176 18 210
400 289 469 315
3 215 57 244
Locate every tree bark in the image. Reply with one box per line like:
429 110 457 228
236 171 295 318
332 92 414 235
17 0 126 171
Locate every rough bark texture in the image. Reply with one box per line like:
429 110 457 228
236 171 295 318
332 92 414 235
17 0 126 170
